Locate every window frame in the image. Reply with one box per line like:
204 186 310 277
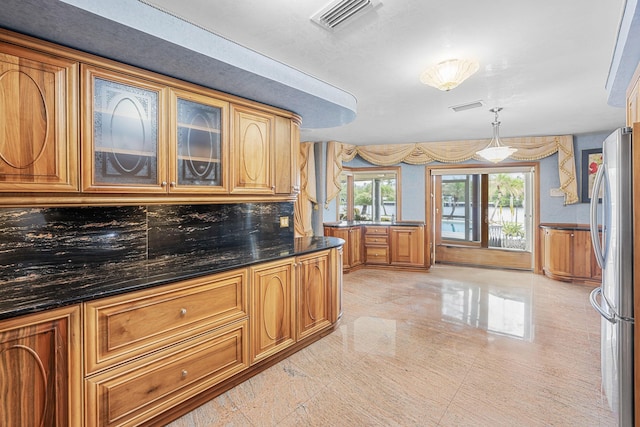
337 166 402 222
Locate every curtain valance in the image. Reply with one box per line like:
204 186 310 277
327 135 579 207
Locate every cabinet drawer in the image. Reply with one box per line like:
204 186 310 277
365 246 389 264
365 235 388 245
365 226 388 235
85 319 248 427
84 268 248 374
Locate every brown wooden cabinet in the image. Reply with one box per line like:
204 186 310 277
0 29 302 204
0 41 79 192
296 250 331 340
364 225 390 265
169 88 229 193
390 225 425 267
230 104 274 194
82 64 168 192
541 225 601 283
85 320 248 427
84 269 249 426
324 226 363 271
0 305 82 427
250 258 295 364
326 224 427 271
274 115 300 195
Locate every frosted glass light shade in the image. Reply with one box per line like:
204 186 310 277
420 59 479 91
476 145 517 163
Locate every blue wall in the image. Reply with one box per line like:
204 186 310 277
322 130 615 227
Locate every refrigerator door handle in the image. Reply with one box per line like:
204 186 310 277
589 287 616 323
589 164 606 268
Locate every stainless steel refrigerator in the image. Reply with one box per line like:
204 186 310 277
589 127 634 426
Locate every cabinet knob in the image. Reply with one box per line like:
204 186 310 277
170 181 176 187
271 186 275 190
161 181 167 187
181 370 188 378
180 308 187 316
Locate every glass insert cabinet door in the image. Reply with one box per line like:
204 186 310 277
169 89 229 193
82 65 167 192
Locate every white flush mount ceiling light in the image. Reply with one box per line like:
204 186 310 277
476 107 517 163
420 59 479 91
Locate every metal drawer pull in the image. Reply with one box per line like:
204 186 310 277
180 308 187 316
181 370 188 378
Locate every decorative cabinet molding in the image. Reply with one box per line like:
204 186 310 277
0 305 82 427
250 259 295 364
0 42 79 192
230 105 274 194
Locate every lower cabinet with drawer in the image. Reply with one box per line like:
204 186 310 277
364 225 390 265
85 320 248 426
80 246 342 426
83 268 250 426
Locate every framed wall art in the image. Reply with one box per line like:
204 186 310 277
581 148 603 203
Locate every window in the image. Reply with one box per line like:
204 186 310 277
433 166 533 252
338 166 401 222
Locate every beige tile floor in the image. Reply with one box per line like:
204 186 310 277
167 265 616 426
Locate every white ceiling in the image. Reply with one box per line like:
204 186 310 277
144 0 627 145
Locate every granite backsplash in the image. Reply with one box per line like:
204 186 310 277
0 202 294 284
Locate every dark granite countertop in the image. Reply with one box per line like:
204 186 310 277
0 236 344 321
324 220 425 228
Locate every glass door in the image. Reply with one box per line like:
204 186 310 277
169 89 229 193
82 65 167 192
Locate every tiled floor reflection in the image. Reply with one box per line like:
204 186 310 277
167 265 616 426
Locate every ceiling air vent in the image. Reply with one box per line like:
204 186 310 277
311 0 381 30
449 100 484 112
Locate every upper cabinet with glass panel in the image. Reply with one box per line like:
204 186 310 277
82 65 167 192
82 65 231 194
169 89 228 193
338 167 401 222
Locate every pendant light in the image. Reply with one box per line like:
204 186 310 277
476 107 517 163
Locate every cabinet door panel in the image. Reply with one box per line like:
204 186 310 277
349 227 363 267
231 106 273 194
0 306 81 427
297 251 331 340
274 115 299 195
250 259 295 363
82 65 166 192
390 226 425 266
170 89 229 193
543 229 573 278
0 43 78 191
